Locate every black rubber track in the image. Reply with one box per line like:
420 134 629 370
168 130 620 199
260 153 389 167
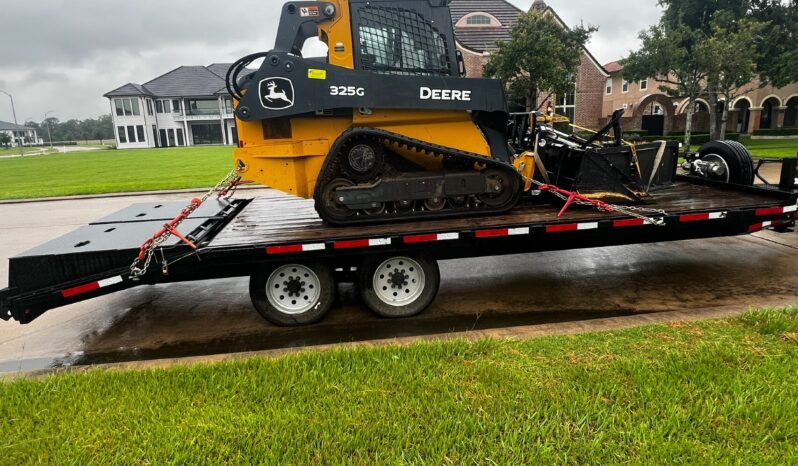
313 127 523 225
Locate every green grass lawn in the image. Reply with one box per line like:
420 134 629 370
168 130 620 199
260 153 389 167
2 308 797 464
689 137 798 158
0 146 233 200
0 137 794 201
744 138 798 158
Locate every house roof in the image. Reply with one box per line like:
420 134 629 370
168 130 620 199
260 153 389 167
205 63 232 80
604 61 623 73
143 65 232 97
104 83 153 98
105 64 233 99
450 0 609 77
531 0 548 12
0 120 33 131
450 0 522 53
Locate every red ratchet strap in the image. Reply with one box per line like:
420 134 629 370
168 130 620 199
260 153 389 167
537 184 616 218
136 198 201 261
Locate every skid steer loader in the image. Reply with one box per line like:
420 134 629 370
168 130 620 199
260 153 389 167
227 0 680 225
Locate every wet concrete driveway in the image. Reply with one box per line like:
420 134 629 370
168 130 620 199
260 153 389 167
1 189 797 373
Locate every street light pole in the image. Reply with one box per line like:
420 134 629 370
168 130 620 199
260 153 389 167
0 89 23 157
44 110 54 148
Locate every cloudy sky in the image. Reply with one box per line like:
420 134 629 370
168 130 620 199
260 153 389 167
0 0 662 123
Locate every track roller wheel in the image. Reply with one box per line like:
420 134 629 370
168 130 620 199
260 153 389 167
479 169 520 207
394 199 415 213
448 196 467 209
364 203 386 216
250 261 335 326
320 178 356 222
423 197 445 212
359 254 440 318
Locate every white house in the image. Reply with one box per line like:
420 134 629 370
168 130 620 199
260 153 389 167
104 64 237 149
0 121 40 147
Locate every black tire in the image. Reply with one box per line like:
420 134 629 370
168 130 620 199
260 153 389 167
697 140 755 185
359 254 440 318
250 261 335 326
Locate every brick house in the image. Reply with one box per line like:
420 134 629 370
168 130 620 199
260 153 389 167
450 0 609 130
602 61 798 135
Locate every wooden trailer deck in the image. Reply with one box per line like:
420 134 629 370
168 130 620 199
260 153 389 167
208 179 789 249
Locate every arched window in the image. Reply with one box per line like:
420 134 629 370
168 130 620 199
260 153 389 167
456 13 502 28
467 15 492 25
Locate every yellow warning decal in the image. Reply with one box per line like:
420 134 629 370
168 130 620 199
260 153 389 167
308 69 327 80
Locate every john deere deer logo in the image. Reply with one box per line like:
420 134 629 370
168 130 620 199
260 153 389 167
259 77 295 110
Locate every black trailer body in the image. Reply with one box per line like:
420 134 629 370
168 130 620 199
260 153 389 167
2 163 796 325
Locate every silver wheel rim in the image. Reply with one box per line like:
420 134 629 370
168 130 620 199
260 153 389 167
703 153 731 183
372 257 425 307
266 264 322 315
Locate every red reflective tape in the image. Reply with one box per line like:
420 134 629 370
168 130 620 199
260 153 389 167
546 223 579 233
62 282 99 298
756 207 784 217
750 220 784 233
266 244 304 254
679 213 710 222
475 229 508 238
613 218 645 228
404 234 438 244
334 239 370 249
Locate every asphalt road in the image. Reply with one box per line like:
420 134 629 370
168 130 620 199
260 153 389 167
1 188 797 374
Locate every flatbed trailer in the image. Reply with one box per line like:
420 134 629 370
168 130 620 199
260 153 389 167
2 162 796 326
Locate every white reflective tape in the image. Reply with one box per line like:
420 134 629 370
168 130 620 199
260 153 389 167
369 238 391 246
302 243 326 251
437 232 460 241
508 227 530 236
763 221 773 228
784 205 797 214
577 222 599 231
709 212 727 220
98 276 123 288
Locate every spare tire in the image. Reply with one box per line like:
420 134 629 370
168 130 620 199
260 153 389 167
697 140 755 185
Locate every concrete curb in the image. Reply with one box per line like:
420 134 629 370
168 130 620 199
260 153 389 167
0 186 264 205
5 299 795 380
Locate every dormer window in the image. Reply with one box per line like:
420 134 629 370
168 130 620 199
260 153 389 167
467 15 491 25
456 12 502 28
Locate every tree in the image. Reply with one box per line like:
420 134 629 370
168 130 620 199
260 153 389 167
623 21 707 150
35 115 114 143
624 0 771 146
751 0 798 88
483 10 597 111
0 133 11 148
698 15 763 139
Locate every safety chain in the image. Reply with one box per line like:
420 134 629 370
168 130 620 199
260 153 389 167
129 170 242 280
522 175 667 226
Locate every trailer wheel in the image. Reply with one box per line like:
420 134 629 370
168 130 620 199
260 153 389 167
250 262 334 326
697 140 755 185
359 255 440 318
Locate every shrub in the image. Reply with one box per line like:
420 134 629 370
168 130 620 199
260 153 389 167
753 128 798 136
640 133 740 144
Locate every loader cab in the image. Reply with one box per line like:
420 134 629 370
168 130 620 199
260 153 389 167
274 0 462 76
349 0 460 77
